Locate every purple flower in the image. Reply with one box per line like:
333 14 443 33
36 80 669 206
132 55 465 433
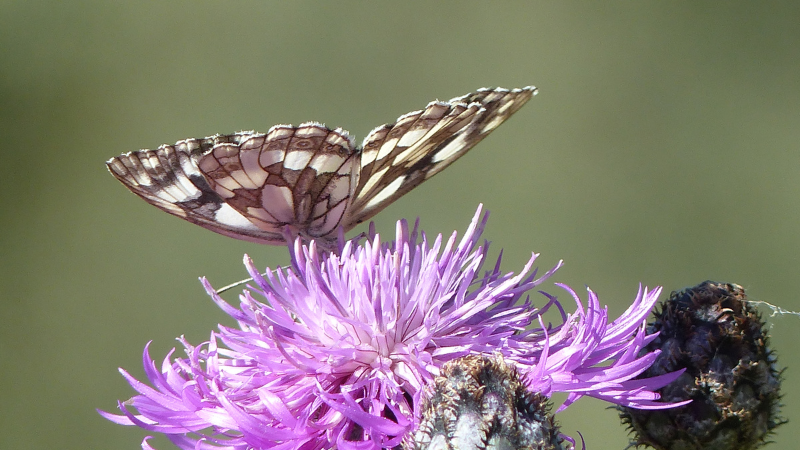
101 206 685 450
518 284 689 411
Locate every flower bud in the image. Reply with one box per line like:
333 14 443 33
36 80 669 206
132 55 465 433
410 355 567 450
619 281 784 450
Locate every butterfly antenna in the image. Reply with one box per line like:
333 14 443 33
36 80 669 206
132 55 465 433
215 276 258 294
215 267 284 294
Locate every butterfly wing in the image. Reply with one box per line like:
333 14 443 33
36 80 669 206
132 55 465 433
107 125 358 245
195 123 358 244
342 86 536 229
108 86 534 245
107 134 280 244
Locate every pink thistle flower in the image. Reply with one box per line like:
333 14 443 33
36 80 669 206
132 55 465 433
101 206 684 449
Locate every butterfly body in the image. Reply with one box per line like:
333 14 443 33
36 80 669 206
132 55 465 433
107 86 536 246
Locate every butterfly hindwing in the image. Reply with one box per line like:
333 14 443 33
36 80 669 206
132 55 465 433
196 123 358 242
108 86 536 245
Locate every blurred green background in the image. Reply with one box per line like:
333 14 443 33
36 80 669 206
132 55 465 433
2 2 799 449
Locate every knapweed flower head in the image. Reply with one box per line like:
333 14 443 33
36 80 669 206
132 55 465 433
410 354 568 450
619 281 784 450
102 206 686 450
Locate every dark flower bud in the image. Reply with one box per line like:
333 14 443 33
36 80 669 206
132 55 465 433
409 355 567 450
619 281 784 450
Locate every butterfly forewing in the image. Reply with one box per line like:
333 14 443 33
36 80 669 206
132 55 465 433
341 86 536 228
108 135 283 244
107 86 536 245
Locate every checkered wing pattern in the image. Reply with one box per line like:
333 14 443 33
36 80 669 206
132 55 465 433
107 125 358 245
343 86 536 228
107 86 536 245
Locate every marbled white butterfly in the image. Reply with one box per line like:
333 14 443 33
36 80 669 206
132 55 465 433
107 86 536 246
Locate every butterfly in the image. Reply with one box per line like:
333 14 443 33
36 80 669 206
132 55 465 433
107 86 536 247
